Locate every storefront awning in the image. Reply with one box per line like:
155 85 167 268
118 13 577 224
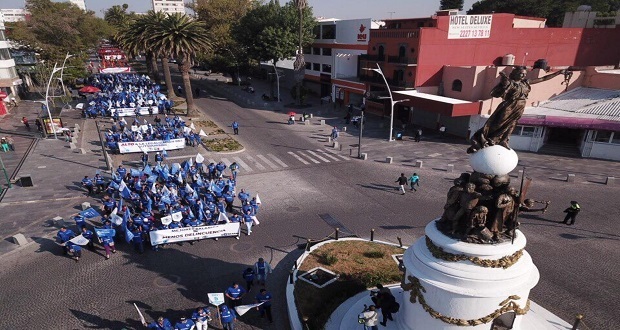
393 91 481 117
519 115 620 131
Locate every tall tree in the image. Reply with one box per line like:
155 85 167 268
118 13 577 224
468 0 619 27
193 0 254 81
116 12 161 83
293 0 308 105
149 13 212 116
440 0 464 10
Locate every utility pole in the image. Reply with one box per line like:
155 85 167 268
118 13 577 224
357 109 364 158
388 11 395 19
0 154 11 190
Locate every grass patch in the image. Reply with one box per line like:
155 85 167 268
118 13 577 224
295 241 404 329
202 137 242 152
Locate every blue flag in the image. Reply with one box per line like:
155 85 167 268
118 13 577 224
125 226 134 243
143 165 153 175
80 207 101 219
119 180 131 199
130 168 142 177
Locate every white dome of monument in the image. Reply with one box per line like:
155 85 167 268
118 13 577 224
469 145 518 175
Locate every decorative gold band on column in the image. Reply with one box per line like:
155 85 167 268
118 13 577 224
425 236 523 269
401 275 531 326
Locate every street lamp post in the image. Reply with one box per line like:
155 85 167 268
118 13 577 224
58 53 73 96
365 63 409 141
357 109 364 158
271 62 281 102
44 63 64 139
0 154 11 190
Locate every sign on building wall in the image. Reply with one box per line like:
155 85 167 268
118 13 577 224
448 15 492 39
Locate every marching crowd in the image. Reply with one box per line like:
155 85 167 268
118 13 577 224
103 115 203 153
58 154 257 261
82 73 173 118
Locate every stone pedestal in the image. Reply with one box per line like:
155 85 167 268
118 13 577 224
399 221 539 330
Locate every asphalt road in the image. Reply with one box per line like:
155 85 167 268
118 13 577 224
0 87 618 330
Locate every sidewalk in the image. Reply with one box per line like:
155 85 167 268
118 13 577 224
0 100 105 256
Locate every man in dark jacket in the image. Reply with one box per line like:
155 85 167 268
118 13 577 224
395 173 408 195
562 201 580 225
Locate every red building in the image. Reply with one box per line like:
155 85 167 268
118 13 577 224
360 11 620 136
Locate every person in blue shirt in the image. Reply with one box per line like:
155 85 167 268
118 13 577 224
229 162 239 180
144 316 172 329
81 226 95 250
224 191 235 212
141 152 149 168
242 210 254 235
117 165 127 179
232 121 239 135
238 189 250 205
74 214 87 232
155 152 163 166
191 306 212 330
57 226 76 255
219 305 237 330
250 197 259 215
94 173 106 193
66 241 82 262
255 288 273 323
173 317 194 330
82 176 94 195
207 163 216 180
132 226 145 254
241 201 254 216
254 257 273 286
215 162 227 178
100 230 117 260
243 267 255 291
225 282 246 309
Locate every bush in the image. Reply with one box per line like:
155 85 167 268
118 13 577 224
363 250 385 259
318 252 338 266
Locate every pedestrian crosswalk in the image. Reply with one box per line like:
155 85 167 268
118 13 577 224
203 148 350 174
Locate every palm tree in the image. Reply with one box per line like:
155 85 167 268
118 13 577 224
149 13 212 116
116 12 161 83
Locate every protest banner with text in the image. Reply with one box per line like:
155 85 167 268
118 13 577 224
149 223 241 245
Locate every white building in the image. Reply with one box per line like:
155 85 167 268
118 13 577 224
0 14 22 110
152 0 186 14
563 5 620 28
68 0 86 11
0 9 27 22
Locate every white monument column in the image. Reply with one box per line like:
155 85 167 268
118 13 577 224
398 146 539 330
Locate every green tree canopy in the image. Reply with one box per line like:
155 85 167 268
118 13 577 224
233 1 315 63
104 4 135 34
468 0 620 27
440 0 464 11
6 0 113 62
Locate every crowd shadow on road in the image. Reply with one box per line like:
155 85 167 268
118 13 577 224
70 308 141 329
40 153 104 170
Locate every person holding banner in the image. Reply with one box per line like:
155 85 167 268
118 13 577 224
81 227 95 250
219 305 237 330
255 288 273 323
56 227 76 255
191 307 212 330
66 241 82 262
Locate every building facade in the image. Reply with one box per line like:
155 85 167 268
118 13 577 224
0 9 27 22
152 0 186 14
0 15 22 114
303 18 379 106
359 11 620 138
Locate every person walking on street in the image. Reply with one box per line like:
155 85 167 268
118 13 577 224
395 173 408 195
22 117 30 130
439 125 446 138
177 85 183 96
225 282 246 309
254 257 272 286
82 176 94 195
562 201 580 225
371 284 398 327
35 119 43 132
414 128 422 142
243 267 255 291
232 121 239 135
331 126 339 140
255 288 273 323
143 316 173 329
409 173 420 191
219 305 237 330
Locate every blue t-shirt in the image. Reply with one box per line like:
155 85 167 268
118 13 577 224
225 286 246 299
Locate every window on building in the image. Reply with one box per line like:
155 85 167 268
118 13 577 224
313 25 321 39
322 64 332 73
312 63 320 71
0 48 11 60
451 79 463 92
398 45 406 58
322 24 336 39
592 130 613 143
313 47 321 55
305 62 312 70
512 125 536 136
377 45 385 59
322 48 332 56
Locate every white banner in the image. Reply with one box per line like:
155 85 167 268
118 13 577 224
448 15 492 39
118 138 186 154
208 293 225 306
111 107 159 117
69 235 90 246
235 302 264 316
149 222 241 245
100 67 131 74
